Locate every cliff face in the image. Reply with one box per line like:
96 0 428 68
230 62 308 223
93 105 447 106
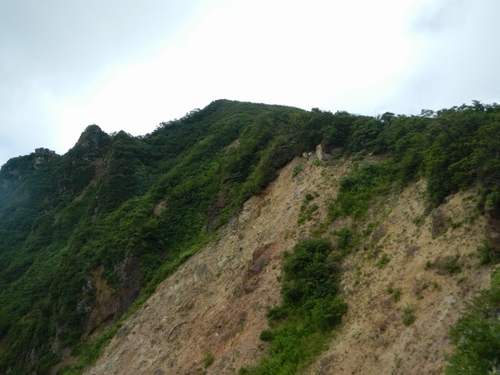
83 153 491 375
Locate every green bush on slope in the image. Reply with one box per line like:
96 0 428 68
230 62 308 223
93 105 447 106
240 238 347 375
445 269 500 375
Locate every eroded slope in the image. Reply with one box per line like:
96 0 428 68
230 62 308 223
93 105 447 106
84 154 492 375
307 181 491 375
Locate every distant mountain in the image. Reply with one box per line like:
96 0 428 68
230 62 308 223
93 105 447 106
0 99 499 374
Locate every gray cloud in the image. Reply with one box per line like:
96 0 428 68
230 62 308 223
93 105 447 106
379 0 500 114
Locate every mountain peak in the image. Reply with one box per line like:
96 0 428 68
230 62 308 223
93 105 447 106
70 124 111 163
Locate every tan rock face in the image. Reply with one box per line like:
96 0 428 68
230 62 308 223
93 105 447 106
82 256 142 339
83 156 492 375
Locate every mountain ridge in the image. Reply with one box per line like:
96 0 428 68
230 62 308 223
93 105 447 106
1 99 500 374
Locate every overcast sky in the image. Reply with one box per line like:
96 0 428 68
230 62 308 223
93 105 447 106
1 0 499 167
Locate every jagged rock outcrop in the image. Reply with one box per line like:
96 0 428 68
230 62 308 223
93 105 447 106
315 144 332 162
83 257 142 338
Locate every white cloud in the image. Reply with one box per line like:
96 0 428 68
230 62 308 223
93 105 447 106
386 0 500 114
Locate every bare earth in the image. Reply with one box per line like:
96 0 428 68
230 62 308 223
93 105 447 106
83 154 494 375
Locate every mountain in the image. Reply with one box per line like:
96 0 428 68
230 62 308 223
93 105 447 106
0 99 499 374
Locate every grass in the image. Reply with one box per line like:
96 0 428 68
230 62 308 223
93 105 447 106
327 161 398 221
446 269 500 374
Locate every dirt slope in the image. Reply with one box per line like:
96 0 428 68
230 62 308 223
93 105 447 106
306 180 491 375
83 154 493 375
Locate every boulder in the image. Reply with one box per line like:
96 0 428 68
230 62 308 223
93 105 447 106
316 144 332 162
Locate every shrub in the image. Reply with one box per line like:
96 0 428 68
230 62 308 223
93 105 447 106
203 351 214 367
260 330 275 342
310 295 348 331
328 162 398 220
444 254 461 275
387 287 402 302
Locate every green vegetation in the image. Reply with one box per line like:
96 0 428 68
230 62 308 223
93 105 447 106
203 351 214 367
444 254 461 275
292 164 304 178
239 238 347 374
402 304 416 326
432 281 441 291
297 194 319 224
1 99 500 373
387 286 402 302
330 227 358 257
446 269 500 374
0 100 318 374
376 253 391 269
328 161 399 221
478 241 499 265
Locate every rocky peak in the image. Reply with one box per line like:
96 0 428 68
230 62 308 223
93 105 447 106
70 124 111 163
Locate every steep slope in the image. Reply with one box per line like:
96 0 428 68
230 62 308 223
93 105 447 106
306 180 490 375
83 153 492 375
81 154 348 374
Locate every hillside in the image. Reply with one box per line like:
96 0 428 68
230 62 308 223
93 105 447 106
1 99 500 374
82 154 492 375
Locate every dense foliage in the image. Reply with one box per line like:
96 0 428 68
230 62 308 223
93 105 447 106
0 99 499 374
240 238 347 375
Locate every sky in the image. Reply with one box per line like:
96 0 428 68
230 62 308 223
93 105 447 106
1 0 499 167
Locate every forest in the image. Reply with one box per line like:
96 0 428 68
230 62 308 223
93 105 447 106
0 99 499 374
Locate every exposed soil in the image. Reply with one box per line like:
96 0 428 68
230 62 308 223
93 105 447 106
83 154 495 375
306 180 492 375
